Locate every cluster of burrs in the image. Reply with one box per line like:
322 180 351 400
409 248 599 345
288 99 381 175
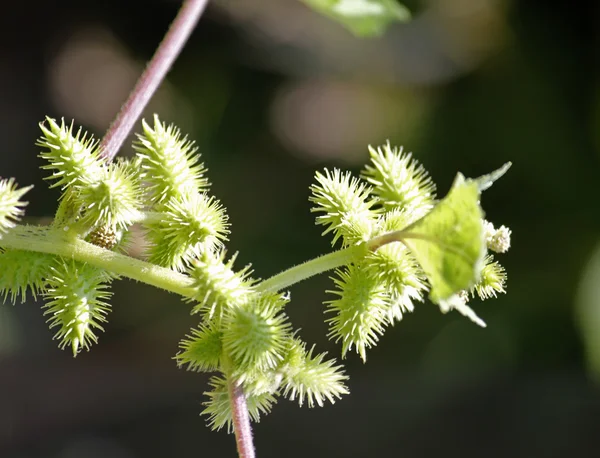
309 144 510 358
0 119 510 431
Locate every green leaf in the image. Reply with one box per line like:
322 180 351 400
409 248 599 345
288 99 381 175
575 241 600 383
301 0 411 37
402 174 486 304
400 163 510 307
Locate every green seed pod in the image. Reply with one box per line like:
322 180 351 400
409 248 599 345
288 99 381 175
43 260 112 356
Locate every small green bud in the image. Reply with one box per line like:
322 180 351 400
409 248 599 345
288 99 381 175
326 265 389 361
134 115 208 205
361 142 436 220
188 251 254 321
471 255 507 300
222 293 292 371
43 260 112 356
378 207 414 233
238 367 283 397
146 192 229 271
37 117 104 192
310 168 378 246
176 322 223 372
76 160 143 231
0 249 55 303
280 339 348 408
364 243 426 323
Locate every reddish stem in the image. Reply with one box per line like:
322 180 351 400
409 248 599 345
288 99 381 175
98 1 257 455
228 380 256 458
99 0 209 161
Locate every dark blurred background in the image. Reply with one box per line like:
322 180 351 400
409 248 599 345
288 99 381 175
1 0 599 456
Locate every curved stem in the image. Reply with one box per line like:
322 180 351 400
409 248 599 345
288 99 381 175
0 226 195 297
99 0 209 161
1 225 427 299
366 230 437 251
256 244 366 293
368 229 475 264
256 230 433 293
228 379 256 458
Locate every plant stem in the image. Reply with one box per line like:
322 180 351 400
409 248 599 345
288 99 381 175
99 0 209 161
0 225 415 300
365 230 434 251
256 244 366 293
228 379 256 458
256 231 425 293
0 226 195 297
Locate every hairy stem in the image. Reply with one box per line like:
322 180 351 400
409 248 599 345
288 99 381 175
368 229 474 264
257 230 431 293
365 230 436 251
0 226 421 300
256 244 366 293
228 379 256 458
99 0 209 161
0 226 195 297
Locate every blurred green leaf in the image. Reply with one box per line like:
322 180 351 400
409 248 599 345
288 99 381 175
301 0 411 37
576 241 600 383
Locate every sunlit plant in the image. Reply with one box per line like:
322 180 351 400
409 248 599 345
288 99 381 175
0 1 512 457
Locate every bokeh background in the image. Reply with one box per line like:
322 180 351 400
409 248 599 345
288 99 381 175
1 0 599 456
